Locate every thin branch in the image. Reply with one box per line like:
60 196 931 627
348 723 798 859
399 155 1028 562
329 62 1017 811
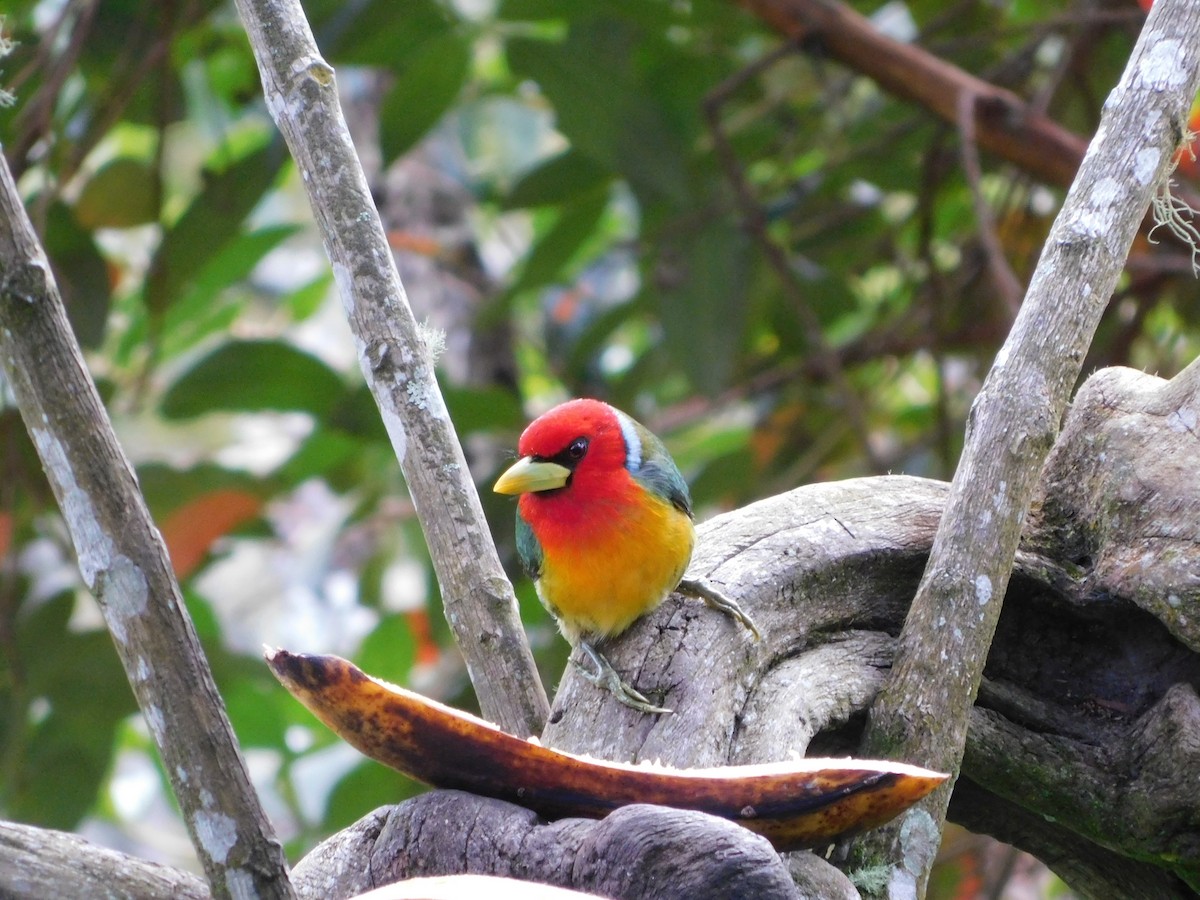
736 0 1089 188
231 0 549 736
956 89 1024 319
856 0 1200 895
0 163 295 896
736 0 1200 257
0 820 209 900
703 48 887 472
5 0 99 180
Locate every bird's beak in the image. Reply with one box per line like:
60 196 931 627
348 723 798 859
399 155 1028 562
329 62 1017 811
493 456 571 495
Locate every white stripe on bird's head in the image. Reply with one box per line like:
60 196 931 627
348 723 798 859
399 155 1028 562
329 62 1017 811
614 407 643 473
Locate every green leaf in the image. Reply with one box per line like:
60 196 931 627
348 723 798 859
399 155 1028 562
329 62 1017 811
183 589 223 644
275 427 364 486
506 25 689 201
689 447 756 507
497 0 574 20
10 712 116 829
162 225 301 358
76 157 159 228
161 340 345 419
324 761 423 833
12 593 74 662
284 272 334 321
379 32 472 164
220 664 290 748
499 0 675 29
355 615 417 687
442 384 523 433
43 201 111 349
328 385 389 442
308 0 455 68
135 462 264 517
505 149 611 209
658 221 751 395
6 599 137 829
510 186 609 294
145 137 284 316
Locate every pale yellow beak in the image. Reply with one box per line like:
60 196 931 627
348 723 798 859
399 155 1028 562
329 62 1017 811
493 456 571 495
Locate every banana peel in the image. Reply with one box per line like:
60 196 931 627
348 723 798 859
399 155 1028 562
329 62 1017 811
266 649 946 851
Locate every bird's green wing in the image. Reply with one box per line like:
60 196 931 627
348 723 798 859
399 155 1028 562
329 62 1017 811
629 419 692 518
515 510 544 580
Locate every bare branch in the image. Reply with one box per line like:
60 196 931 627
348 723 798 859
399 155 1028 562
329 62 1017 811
703 47 888 472
291 793 806 900
0 820 209 900
955 89 1024 318
288 366 1199 897
230 0 549 736
0 162 294 897
736 0 1089 188
856 0 1200 893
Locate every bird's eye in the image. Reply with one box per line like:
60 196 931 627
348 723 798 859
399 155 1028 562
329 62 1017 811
567 437 588 460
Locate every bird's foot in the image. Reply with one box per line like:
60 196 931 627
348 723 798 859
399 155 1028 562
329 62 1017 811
677 577 762 641
576 640 672 715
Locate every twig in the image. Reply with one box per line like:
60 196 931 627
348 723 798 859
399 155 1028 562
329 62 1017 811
856 0 1200 895
0 820 208 900
956 89 1024 318
6 0 99 183
231 0 549 737
0 160 295 896
737 0 1089 188
703 45 887 472
738 0 1200 259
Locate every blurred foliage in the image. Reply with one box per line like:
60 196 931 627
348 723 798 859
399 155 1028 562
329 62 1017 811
0 0 1194 891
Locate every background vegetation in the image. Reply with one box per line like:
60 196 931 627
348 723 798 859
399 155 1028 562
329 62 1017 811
1 0 1196 894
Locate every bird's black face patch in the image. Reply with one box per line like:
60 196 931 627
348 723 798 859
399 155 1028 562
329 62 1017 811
537 436 589 472
527 436 589 492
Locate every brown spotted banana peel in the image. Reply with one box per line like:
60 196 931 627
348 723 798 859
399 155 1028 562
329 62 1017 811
265 648 946 851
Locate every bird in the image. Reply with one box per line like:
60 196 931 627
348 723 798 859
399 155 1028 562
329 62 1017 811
493 398 759 714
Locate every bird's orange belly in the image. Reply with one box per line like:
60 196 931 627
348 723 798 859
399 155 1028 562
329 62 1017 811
536 500 695 644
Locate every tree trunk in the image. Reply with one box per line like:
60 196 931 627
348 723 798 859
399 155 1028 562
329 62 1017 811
280 357 1200 899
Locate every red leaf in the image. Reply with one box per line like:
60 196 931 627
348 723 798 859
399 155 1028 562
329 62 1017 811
160 489 263 579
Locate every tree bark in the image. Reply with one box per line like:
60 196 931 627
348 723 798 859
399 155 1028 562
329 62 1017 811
0 160 295 898
232 0 548 739
284 353 1197 899
0 820 209 900
735 0 1089 188
855 0 1200 893
290 792 812 900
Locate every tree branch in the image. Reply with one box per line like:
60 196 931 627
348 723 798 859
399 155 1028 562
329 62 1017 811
231 0 548 738
259 353 1196 899
287 362 1199 895
290 792 807 900
955 88 1023 319
702 46 887 472
856 0 1200 893
948 779 1195 900
735 0 1089 188
0 820 209 900
0 161 294 897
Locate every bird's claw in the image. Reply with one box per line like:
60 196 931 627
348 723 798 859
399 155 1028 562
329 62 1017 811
677 577 762 641
577 641 673 715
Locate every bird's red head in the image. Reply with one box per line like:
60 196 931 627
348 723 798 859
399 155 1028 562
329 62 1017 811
516 399 628 480
495 399 642 536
